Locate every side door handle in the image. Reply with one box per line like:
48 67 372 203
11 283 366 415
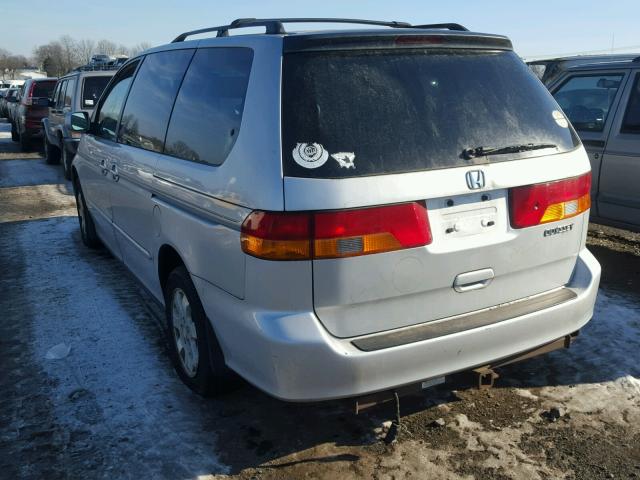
99 159 109 176
110 163 119 182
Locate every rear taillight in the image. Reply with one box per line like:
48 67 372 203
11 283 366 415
23 82 36 105
509 173 591 228
241 202 431 260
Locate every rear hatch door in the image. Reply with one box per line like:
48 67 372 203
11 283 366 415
281 36 589 338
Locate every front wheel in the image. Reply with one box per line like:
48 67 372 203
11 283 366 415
165 266 237 396
10 123 18 142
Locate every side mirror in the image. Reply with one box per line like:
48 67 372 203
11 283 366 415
48 99 55 108
67 111 90 133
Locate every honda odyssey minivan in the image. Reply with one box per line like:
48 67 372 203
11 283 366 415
68 18 601 401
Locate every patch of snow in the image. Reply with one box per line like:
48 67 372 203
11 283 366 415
45 343 71 360
20 218 227 478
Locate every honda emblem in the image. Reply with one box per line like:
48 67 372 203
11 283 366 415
465 170 485 190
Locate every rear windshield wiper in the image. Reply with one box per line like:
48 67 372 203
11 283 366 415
463 143 557 159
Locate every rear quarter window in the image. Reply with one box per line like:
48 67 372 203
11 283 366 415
621 74 640 134
82 76 112 109
164 47 253 166
282 49 578 178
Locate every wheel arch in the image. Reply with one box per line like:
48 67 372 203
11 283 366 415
158 244 186 294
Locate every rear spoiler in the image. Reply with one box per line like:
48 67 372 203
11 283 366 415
283 31 513 53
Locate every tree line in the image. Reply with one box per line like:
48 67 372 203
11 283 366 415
1 36 151 78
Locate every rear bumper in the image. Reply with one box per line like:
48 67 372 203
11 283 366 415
194 248 600 401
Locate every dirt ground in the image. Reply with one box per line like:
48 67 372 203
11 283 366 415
0 120 639 480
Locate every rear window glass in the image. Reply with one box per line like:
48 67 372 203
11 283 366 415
282 49 579 178
82 76 112 108
32 81 56 98
553 74 624 132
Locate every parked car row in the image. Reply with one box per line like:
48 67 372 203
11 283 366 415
0 62 120 161
529 55 640 230
1 78 56 148
42 66 118 179
66 18 600 401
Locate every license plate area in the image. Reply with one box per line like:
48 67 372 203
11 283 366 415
427 190 508 247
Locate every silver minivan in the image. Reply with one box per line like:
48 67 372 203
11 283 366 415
69 18 601 401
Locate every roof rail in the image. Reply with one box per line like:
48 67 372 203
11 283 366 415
172 17 468 42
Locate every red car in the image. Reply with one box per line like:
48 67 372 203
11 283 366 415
13 78 57 150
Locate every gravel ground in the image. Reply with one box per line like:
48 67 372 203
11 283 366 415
0 120 639 479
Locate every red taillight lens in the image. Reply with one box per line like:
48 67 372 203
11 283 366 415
509 173 591 229
240 211 311 260
241 202 432 260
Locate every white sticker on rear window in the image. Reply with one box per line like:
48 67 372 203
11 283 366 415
331 152 356 169
292 143 329 169
552 110 569 128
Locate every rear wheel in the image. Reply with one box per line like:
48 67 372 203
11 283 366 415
18 131 31 151
164 266 237 396
62 145 74 179
44 135 61 164
74 180 100 248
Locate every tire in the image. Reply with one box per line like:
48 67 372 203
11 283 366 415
62 145 74 180
74 180 101 249
164 266 237 396
10 123 18 142
19 131 31 151
44 135 61 164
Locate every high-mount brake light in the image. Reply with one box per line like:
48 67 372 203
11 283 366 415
241 202 431 260
509 173 591 229
395 35 445 45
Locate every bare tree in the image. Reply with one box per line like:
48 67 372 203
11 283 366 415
128 42 152 57
0 48 30 79
95 39 118 56
76 39 96 65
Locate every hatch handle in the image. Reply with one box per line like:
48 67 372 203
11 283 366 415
453 268 494 293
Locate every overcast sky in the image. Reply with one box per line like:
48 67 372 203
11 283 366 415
2 0 639 59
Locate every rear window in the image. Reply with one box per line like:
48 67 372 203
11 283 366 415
32 81 56 98
82 76 112 108
282 49 579 178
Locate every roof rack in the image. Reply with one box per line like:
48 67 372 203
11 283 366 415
172 17 468 42
71 64 121 72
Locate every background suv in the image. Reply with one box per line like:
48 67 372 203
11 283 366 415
12 78 57 150
546 56 640 230
69 18 600 401
43 67 117 179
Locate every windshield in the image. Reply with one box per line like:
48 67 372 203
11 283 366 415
282 49 579 178
82 76 112 109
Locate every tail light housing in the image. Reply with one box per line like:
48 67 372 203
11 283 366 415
22 81 36 105
241 202 431 260
509 173 591 228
